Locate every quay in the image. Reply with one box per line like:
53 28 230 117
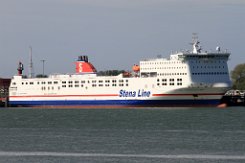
0 78 11 107
221 90 245 106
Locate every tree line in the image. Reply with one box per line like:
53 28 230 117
231 63 245 90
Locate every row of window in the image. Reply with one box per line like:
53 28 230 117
141 61 185 65
41 86 60 90
61 83 129 88
20 81 59 85
186 55 227 59
141 66 187 70
19 79 129 86
192 72 228 75
158 73 187 76
39 81 58 85
62 79 128 84
157 78 183 86
142 65 226 71
42 82 130 90
191 60 226 63
157 82 182 86
192 66 225 69
141 59 227 65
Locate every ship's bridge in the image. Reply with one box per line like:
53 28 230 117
138 38 231 90
178 52 230 60
174 52 230 61
170 38 230 61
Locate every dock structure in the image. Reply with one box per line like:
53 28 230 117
0 78 11 107
221 90 245 106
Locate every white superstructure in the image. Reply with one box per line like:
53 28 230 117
9 38 231 107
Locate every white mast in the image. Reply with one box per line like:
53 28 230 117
192 33 201 54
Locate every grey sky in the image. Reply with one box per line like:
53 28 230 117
0 0 244 77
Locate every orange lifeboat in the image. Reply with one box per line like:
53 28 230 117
132 64 140 72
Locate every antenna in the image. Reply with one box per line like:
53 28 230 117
41 59 45 76
29 46 34 78
191 33 201 54
192 32 198 44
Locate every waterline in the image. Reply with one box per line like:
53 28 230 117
1 152 245 160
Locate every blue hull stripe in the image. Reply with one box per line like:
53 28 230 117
9 99 221 107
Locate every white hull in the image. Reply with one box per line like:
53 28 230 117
9 38 231 107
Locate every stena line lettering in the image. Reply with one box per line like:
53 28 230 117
119 90 136 97
119 89 151 97
138 89 151 97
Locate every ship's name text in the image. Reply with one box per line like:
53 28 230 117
119 89 151 97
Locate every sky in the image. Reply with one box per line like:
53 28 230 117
0 0 245 77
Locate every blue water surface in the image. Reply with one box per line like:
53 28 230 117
0 106 245 163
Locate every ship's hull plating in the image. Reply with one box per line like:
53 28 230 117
9 99 220 107
9 92 224 107
9 86 227 107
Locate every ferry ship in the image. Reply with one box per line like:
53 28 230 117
8 38 231 107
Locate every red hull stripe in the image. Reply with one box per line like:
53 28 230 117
152 93 224 96
9 94 118 98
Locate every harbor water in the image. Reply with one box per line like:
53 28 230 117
0 107 245 163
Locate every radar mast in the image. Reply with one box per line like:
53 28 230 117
192 33 202 54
